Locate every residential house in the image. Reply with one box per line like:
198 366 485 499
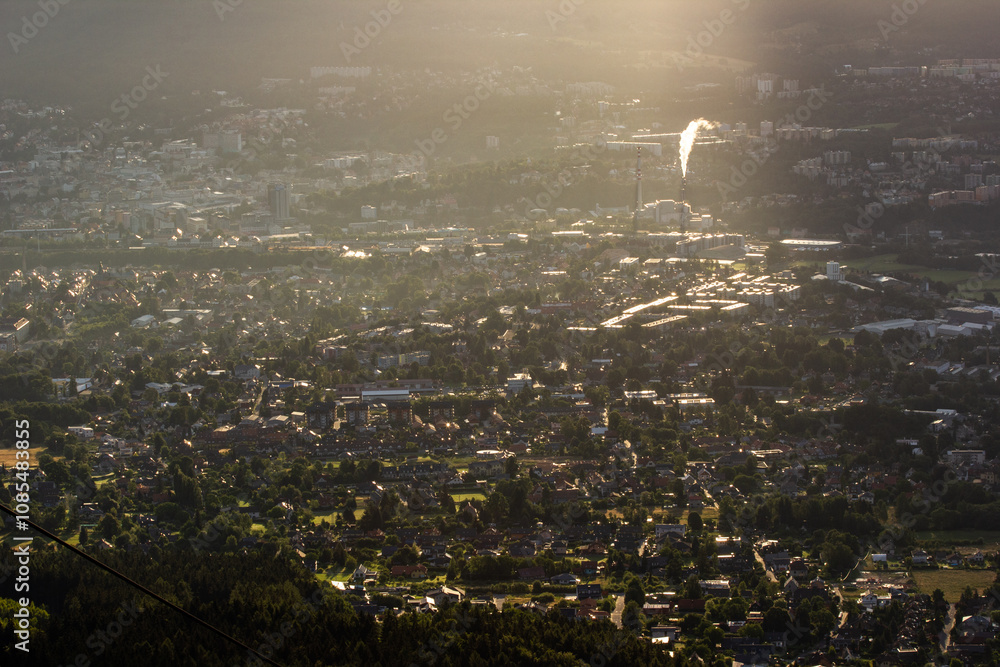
789 558 810 579
518 566 547 581
700 580 731 598
426 586 464 606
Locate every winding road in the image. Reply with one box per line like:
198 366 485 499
611 595 625 629
940 603 957 654
753 548 778 583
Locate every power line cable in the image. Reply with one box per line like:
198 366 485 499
0 502 284 667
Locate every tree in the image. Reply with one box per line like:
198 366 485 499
810 608 836 636
437 489 455 514
765 242 789 268
763 606 791 633
583 385 610 409
683 575 702 599
733 474 758 494
688 511 703 533
97 514 120 541
390 545 420 567
606 368 625 390
483 492 509 523
151 432 167 453
821 539 855 576
359 507 383 531
625 577 646 607
672 479 687 507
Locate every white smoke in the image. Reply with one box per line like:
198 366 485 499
679 118 717 178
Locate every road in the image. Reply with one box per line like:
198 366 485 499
611 595 625 629
832 586 849 631
753 548 778 583
250 380 266 417
940 603 957 654
493 594 505 611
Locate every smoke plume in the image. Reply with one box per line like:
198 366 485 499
680 118 716 178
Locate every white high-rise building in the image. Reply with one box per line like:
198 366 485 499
824 150 852 166
220 131 242 154
268 183 291 221
827 261 843 282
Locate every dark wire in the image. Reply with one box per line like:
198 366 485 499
0 502 284 667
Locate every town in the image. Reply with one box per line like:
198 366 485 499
3 1 1000 666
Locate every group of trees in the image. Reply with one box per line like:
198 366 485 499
0 548 685 666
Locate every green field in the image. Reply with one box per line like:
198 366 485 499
93 473 117 488
913 531 1000 556
794 254 1000 296
318 567 353 583
451 492 487 503
813 254 964 280
311 509 341 525
445 456 478 468
0 446 58 467
911 569 996 603
675 507 718 523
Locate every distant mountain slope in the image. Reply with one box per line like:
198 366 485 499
0 0 997 114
